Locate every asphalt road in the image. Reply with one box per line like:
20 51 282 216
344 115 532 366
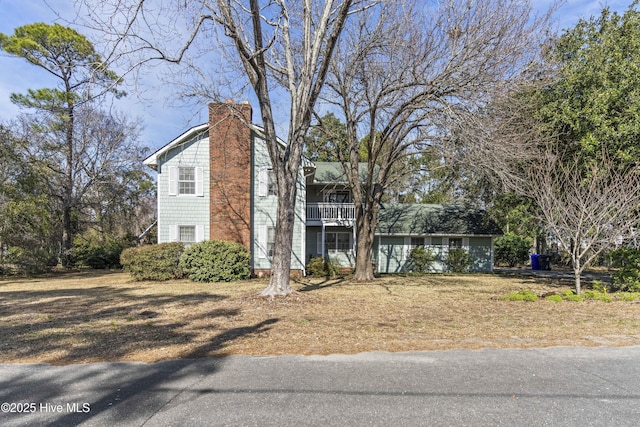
1 346 639 426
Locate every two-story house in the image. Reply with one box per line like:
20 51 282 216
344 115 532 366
143 101 500 276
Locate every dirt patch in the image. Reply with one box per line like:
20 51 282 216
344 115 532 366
0 271 638 364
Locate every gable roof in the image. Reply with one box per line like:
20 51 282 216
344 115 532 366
143 123 209 170
143 122 315 170
376 204 502 236
311 162 370 183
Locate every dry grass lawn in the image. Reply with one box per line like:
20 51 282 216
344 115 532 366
1 270 639 365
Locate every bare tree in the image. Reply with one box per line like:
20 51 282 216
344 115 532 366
79 0 370 295
530 152 640 294
320 0 554 280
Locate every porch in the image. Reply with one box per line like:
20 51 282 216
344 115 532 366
306 203 356 226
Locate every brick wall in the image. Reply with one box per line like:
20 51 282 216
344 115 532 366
209 101 253 250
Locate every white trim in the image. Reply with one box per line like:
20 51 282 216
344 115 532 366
195 225 205 242
195 167 204 197
143 123 209 168
168 166 178 196
258 169 268 197
169 225 178 242
258 226 267 259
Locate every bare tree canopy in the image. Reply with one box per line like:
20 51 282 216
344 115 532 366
531 151 640 294
319 0 555 280
79 0 372 295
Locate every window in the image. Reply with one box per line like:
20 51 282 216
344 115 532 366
326 232 351 252
267 227 275 257
268 170 277 196
324 190 350 203
410 237 424 249
179 225 196 243
449 238 463 249
179 167 196 195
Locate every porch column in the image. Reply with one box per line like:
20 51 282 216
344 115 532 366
321 223 326 259
352 224 357 257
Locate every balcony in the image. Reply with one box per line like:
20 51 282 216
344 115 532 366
306 203 355 225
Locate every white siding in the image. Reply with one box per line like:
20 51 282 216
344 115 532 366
251 134 306 271
157 134 210 243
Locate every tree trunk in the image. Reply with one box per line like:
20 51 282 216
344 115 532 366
573 257 582 295
353 201 378 281
260 169 298 297
61 105 75 268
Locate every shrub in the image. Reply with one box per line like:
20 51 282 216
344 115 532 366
494 233 532 267
179 240 250 282
2 246 53 275
545 295 563 303
305 256 341 278
446 249 472 273
500 289 538 301
591 280 609 294
561 290 583 302
618 292 640 302
71 237 132 269
582 290 612 303
120 243 184 281
610 248 640 292
408 247 435 273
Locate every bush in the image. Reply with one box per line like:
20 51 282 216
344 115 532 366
179 240 250 282
445 249 472 273
500 289 538 301
2 246 53 275
561 290 583 302
408 247 435 273
120 243 184 281
494 233 532 267
545 295 563 303
610 248 640 292
582 290 612 303
305 256 341 278
71 237 132 269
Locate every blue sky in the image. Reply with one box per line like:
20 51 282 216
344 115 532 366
0 0 634 153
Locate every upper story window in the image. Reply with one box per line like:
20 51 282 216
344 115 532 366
259 168 277 197
268 170 277 196
324 190 350 203
168 165 203 197
179 167 196 195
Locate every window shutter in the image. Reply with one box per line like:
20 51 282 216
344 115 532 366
169 225 178 242
258 226 267 259
317 232 323 255
168 166 178 196
195 167 204 197
195 225 205 242
259 169 268 197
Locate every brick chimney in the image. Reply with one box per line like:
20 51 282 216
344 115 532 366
208 101 253 250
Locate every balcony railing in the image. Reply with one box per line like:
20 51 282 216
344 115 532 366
306 203 355 223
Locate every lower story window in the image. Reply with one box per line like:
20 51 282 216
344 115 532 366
411 237 425 249
326 232 351 252
449 238 463 249
267 227 275 257
179 225 196 243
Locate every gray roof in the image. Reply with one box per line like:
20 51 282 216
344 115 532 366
312 162 370 183
376 204 502 236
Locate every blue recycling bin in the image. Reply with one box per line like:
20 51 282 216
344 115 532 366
531 254 540 270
